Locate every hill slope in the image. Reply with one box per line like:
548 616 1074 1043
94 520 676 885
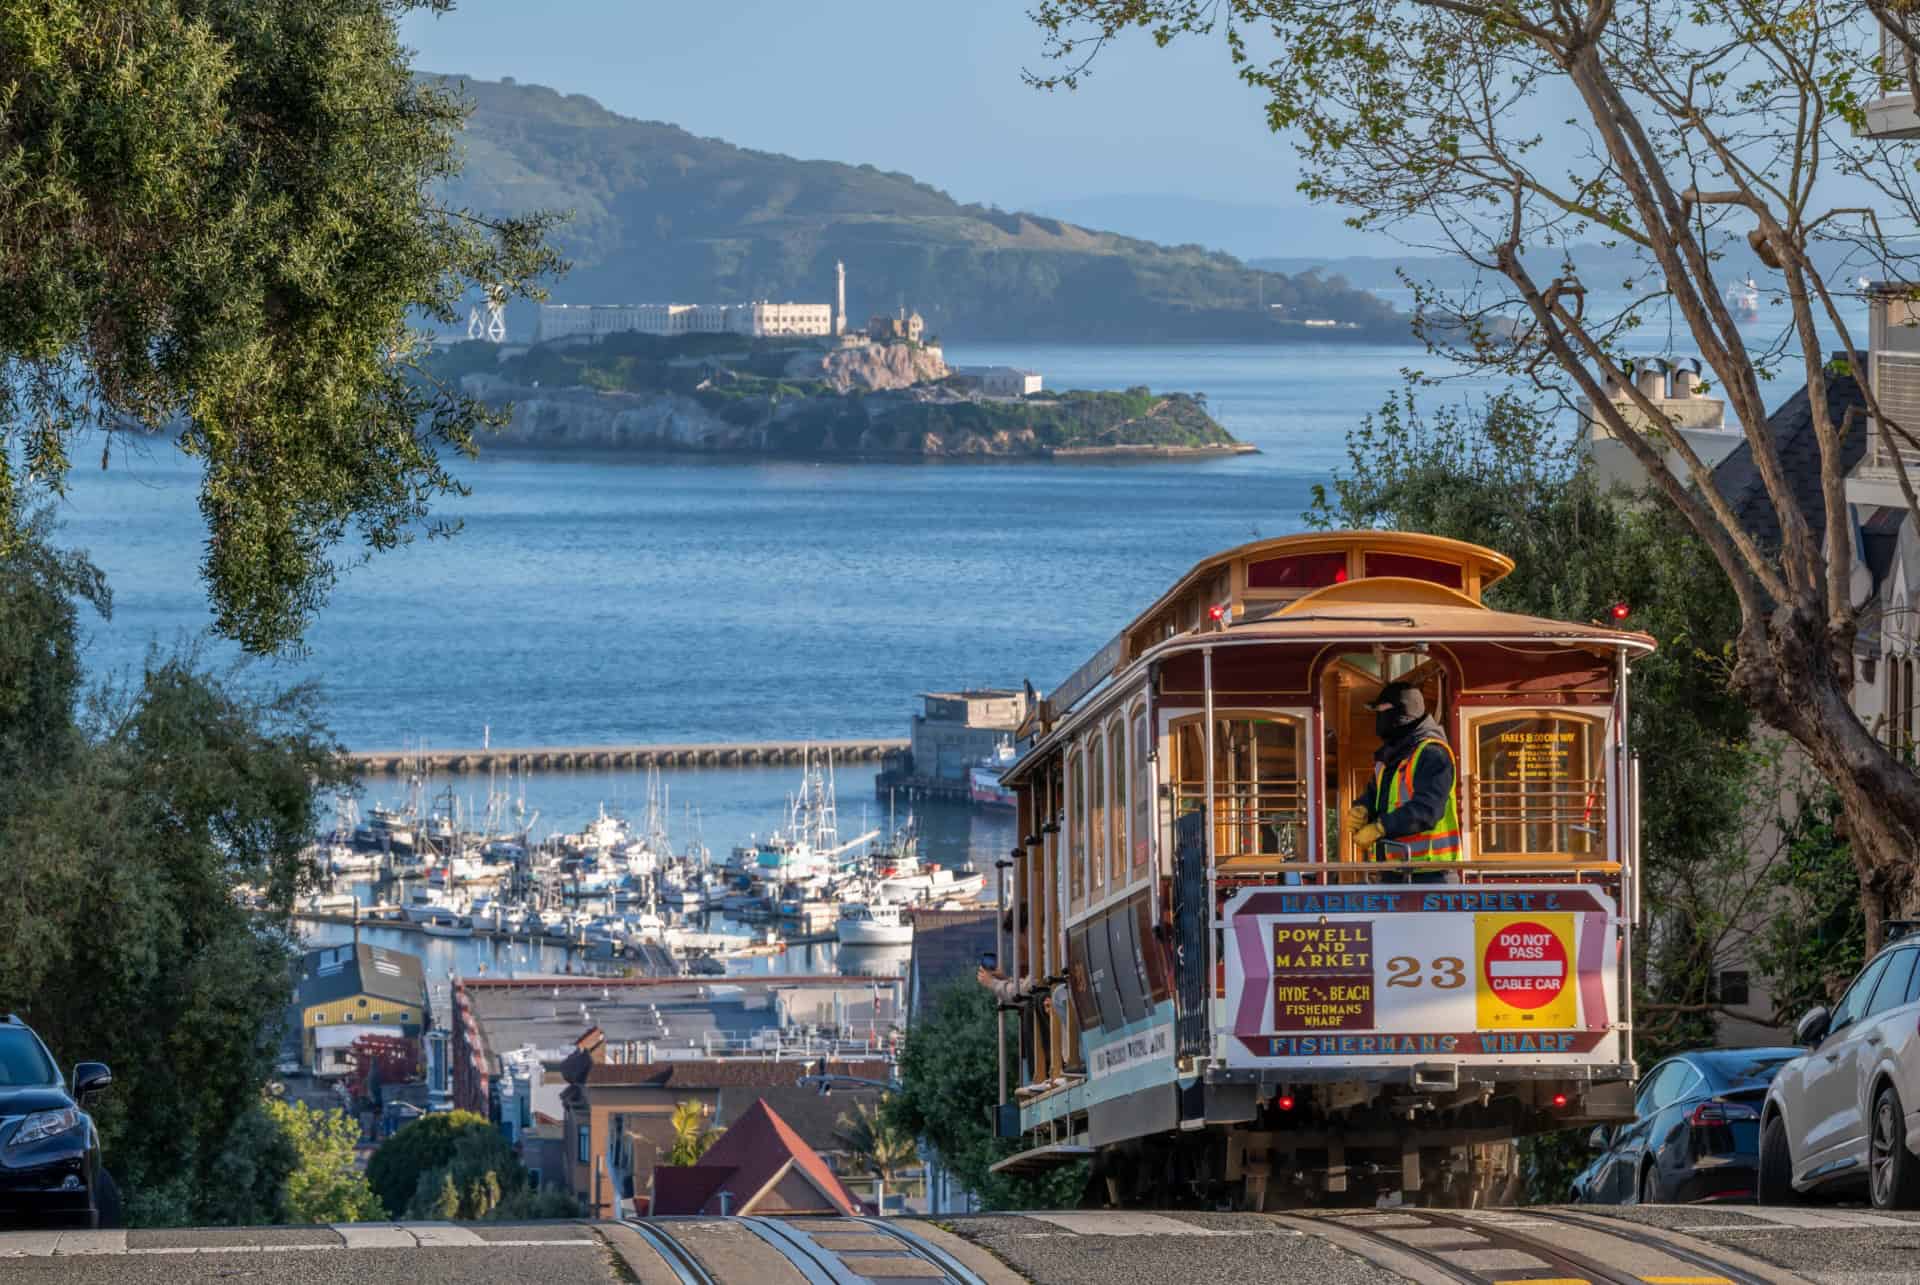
435 76 1406 343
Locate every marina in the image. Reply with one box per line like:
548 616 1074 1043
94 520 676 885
348 736 907 774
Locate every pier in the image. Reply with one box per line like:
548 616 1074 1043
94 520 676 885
347 737 908 775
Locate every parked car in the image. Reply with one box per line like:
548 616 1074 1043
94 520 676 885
1571 1047 1799 1204
1761 930 1920 1208
0 1014 115 1227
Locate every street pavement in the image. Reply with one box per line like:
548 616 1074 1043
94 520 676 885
5 1206 1920 1283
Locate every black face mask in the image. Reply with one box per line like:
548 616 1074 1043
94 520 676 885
1375 708 1400 740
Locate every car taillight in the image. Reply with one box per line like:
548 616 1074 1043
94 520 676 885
1689 1100 1759 1125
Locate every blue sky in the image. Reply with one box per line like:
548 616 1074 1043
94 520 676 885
397 0 1390 257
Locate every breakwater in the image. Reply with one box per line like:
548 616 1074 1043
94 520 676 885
348 737 908 775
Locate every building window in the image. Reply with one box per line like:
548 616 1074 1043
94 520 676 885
577 1125 590 1164
1717 970 1751 1007
1171 713 1306 861
357 998 368 1008
313 1013 325 1023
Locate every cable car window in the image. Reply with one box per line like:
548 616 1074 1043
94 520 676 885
1131 705 1151 874
1470 711 1606 857
1066 924 1100 1032
1172 713 1306 862
1246 551 1348 590
1069 750 1086 909
1364 552 1465 589
1089 734 1107 896
1132 892 1171 1003
1108 718 1128 888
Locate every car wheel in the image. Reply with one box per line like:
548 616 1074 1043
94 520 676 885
1638 1162 1661 1206
1869 1086 1920 1210
1758 1112 1801 1206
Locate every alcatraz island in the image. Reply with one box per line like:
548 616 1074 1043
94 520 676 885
429 262 1253 460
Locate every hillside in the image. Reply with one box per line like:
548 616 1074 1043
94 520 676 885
434 75 1407 343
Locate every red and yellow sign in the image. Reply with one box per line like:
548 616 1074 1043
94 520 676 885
1474 913 1576 1028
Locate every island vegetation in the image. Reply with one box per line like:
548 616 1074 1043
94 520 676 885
427 335 1249 458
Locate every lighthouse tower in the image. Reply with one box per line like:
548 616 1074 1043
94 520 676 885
834 260 847 337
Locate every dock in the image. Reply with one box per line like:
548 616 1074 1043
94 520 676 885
347 738 908 775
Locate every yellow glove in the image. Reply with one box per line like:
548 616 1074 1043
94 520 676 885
1353 821 1385 851
1345 803 1370 828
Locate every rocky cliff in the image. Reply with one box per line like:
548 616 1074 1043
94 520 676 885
783 342 947 393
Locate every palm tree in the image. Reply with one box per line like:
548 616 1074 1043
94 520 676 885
835 1096 920 1209
665 1099 718 1167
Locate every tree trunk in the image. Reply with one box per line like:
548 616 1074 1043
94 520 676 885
1736 604 1920 951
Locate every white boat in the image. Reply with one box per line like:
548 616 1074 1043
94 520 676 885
297 890 358 914
837 901 914 946
430 852 501 886
878 862 986 904
968 739 1020 809
324 844 378 875
401 886 463 924
420 909 472 938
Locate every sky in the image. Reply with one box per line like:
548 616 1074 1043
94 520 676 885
396 0 1396 259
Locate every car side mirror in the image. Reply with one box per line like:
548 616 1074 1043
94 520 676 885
71 1062 111 1098
1587 1124 1612 1150
1794 1006 1831 1047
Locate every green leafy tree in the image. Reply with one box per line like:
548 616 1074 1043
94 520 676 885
665 1099 719 1167
0 505 348 1225
266 1099 384 1224
887 980 1083 1210
1 1 560 653
835 1096 921 1200
366 1110 494 1216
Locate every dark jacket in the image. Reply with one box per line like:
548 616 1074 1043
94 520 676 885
1365 716 1457 840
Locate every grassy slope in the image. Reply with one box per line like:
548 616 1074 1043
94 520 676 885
433 75 1406 342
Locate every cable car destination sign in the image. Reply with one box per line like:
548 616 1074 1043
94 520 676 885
1223 885 1619 1069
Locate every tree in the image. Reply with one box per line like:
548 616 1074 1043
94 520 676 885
265 1099 385 1224
835 1096 921 1202
665 1099 719 1168
0 1 560 653
886 980 1083 1210
1030 0 1920 945
366 1110 494 1217
0 505 348 1224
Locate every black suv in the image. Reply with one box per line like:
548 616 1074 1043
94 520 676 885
0 1016 113 1227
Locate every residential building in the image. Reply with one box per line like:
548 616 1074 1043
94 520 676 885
909 689 1031 785
558 1048 891 1218
1579 356 1740 491
648 1099 864 1217
952 365 1043 398
292 944 427 1077
867 309 926 344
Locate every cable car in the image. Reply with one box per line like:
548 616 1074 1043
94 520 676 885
988 531 1651 1207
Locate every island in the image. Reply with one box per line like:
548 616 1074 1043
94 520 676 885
428 333 1254 460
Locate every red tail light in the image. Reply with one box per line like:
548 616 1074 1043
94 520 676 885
1689 1100 1759 1125
1551 1093 1569 1109
1277 1094 1296 1111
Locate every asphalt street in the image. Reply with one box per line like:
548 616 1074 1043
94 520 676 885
5 1206 1920 1283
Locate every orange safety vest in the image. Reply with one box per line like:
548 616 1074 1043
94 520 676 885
1370 737 1462 862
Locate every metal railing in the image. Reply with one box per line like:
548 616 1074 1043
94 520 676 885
1470 776 1608 857
1171 779 1308 862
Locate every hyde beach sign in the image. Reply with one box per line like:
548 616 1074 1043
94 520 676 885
1220 885 1619 1069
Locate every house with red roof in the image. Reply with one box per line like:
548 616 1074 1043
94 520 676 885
648 1098 863 1217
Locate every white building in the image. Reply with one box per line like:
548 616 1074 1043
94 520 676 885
536 263 846 343
952 365 1043 398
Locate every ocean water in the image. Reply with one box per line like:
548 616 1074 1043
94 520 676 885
45 322 1847 864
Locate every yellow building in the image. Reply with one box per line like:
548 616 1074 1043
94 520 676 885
293 943 428 1077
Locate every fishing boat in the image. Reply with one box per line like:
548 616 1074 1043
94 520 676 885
419 908 473 938
837 900 914 946
1725 276 1761 322
967 739 1021 809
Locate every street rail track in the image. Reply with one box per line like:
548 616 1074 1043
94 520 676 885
619 1218 719 1285
1281 1207 1774 1285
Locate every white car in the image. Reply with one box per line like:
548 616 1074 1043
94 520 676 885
1761 933 1920 1207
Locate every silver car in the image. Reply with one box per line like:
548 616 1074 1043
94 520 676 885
1760 934 1920 1207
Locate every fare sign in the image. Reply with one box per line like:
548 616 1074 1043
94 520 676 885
1475 913 1577 1028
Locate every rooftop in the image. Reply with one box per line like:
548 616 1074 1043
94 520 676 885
457 975 901 1070
296 943 427 1012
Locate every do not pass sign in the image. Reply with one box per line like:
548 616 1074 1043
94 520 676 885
1474 913 1578 1029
